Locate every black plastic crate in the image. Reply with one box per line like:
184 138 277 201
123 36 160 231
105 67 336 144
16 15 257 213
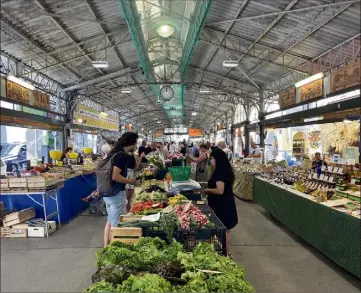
141 225 168 241
175 204 227 256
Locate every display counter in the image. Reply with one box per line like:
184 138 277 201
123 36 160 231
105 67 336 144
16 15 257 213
253 177 360 279
233 172 260 200
0 173 97 224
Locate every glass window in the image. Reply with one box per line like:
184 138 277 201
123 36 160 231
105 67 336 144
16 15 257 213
0 125 63 169
73 132 98 154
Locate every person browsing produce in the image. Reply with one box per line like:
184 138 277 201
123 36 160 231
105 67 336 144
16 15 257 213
96 132 140 246
190 144 209 182
204 149 238 258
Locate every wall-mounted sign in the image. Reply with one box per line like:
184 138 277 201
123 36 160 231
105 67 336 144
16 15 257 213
309 131 321 149
279 87 296 108
189 128 202 137
74 104 119 131
300 78 323 102
6 80 30 104
330 60 360 93
164 127 188 134
5 79 50 111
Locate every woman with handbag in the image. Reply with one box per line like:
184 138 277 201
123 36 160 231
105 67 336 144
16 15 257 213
190 144 209 182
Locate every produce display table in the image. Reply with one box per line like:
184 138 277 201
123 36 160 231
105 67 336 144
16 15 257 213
253 177 361 278
0 173 96 224
233 172 260 200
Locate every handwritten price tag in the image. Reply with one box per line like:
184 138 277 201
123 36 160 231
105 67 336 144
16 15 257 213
328 166 333 172
338 168 344 174
313 173 318 179
329 176 334 183
321 165 326 171
320 174 325 180
333 167 338 173
351 179 356 185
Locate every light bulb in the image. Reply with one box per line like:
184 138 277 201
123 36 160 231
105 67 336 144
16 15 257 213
157 24 175 38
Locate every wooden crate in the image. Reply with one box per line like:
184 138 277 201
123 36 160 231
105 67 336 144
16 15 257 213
2 208 35 227
110 227 142 244
0 227 10 238
8 177 27 189
0 178 9 190
9 223 28 238
119 215 143 222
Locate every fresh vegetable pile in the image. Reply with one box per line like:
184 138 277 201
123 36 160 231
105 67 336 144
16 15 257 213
84 238 254 293
130 201 166 215
176 204 213 229
146 153 165 170
168 194 188 206
135 190 167 203
140 168 156 178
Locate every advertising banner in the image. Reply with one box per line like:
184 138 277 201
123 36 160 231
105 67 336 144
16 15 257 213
74 104 119 131
300 78 323 102
330 60 361 93
189 128 202 137
279 87 296 109
6 79 50 111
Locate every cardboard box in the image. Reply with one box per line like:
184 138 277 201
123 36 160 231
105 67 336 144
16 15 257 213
27 221 56 237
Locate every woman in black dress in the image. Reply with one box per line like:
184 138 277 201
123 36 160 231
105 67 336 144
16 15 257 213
204 149 238 257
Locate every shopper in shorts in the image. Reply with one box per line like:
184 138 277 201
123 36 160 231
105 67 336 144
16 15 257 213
100 132 139 246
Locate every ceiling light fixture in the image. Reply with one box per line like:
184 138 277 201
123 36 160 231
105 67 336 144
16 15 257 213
157 24 175 38
121 89 132 93
91 61 109 68
199 89 211 93
7 75 35 90
191 112 197 116
99 112 108 117
223 60 239 67
157 121 162 124
295 73 324 88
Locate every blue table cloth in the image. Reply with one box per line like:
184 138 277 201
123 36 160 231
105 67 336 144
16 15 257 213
0 173 97 223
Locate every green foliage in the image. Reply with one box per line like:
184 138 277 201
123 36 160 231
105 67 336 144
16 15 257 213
119 274 172 293
83 280 115 293
89 238 254 293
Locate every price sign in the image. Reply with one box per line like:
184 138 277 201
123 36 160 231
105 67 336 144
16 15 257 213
324 176 329 181
328 166 333 172
351 178 356 185
308 174 312 179
333 167 338 173
313 173 318 179
320 174 325 180
329 176 334 183
321 165 326 171
338 168 344 174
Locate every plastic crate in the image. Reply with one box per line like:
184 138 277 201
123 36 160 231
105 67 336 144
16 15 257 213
169 166 191 182
142 225 168 241
175 204 227 256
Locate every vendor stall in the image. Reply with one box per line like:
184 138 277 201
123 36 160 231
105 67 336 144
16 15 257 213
0 172 97 224
253 176 360 279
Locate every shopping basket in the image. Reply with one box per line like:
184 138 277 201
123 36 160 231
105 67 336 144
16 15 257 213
168 166 191 182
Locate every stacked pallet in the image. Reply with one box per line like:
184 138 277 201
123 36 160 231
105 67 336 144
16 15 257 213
1 176 64 192
1 208 35 238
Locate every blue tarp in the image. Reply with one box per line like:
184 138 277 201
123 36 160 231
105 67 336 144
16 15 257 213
0 173 97 223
